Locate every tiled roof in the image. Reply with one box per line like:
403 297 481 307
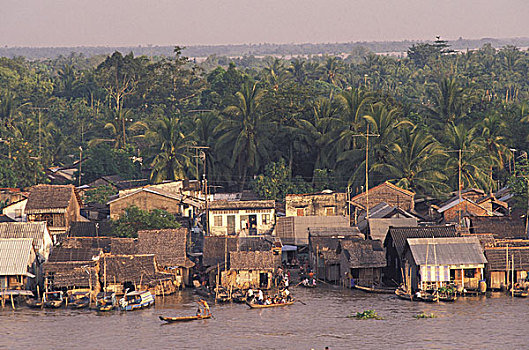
386 225 458 257
0 238 34 275
470 216 526 239
209 200 275 210
350 182 415 202
407 236 487 266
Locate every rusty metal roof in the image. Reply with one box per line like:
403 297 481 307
0 238 34 276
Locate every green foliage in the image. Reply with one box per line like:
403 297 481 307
83 184 116 205
81 143 141 184
348 309 382 320
111 205 181 238
415 312 436 319
251 159 313 201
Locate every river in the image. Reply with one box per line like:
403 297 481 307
1 286 528 350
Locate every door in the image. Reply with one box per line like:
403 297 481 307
249 215 257 235
227 215 236 235
259 273 269 288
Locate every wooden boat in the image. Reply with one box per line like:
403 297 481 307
67 290 90 309
354 285 395 294
512 289 529 298
159 314 212 323
246 300 295 309
119 290 155 311
231 290 246 303
43 291 64 309
395 286 413 301
438 292 457 302
95 292 117 311
26 298 44 308
417 291 439 303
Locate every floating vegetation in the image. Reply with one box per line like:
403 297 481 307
348 309 383 320
415 312 436 319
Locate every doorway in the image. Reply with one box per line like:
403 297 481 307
227 215 236 235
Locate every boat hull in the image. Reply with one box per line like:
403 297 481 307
159 315 211 323
246 300 295 309
354 285 395 294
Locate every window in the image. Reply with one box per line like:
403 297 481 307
214 215 223 227
262 214 270 225
296 208 305 216
325 207 335 216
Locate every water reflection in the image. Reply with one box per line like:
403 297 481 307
1 287 529 349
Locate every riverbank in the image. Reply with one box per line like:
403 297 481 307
1 287 528 349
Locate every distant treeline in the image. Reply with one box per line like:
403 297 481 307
2 37 529 60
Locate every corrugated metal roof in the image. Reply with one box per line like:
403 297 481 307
407 237 487 266
0 238 34 275
0 222 48 250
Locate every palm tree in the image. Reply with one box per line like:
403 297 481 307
149 116 195 183
372 126 448 196
425 77 473 129
480 112 511 186
444 123 491 191
215 82 274 191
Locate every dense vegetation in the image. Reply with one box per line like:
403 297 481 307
2 39 529 201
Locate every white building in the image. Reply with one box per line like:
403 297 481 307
208 200 276 236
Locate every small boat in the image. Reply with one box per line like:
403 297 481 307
246 300 295 309
214 287 231 303
417 290 439 303
43 291 64 309
119 290 155 311
299 278 317 288
231 289 246 303
26 298 44 308
67 290 91 309
395 286 413 301
95 292 117 311
159 314 212 323
354 285 395 294
512 289 529 298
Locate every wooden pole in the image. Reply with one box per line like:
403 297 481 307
104 257 107 292
10 293 15 310
512 254 515 297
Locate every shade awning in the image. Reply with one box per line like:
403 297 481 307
282 245 297 252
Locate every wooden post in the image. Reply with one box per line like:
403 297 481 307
512 254 515 297
10 293 15 310
216 263 220 302
104 256 107 293
88 268 92 307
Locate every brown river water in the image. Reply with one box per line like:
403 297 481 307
1 286 529 350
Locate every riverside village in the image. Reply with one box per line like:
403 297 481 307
2 173 529 313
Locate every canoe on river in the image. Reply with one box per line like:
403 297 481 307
246 300 295 309
159 315 212 323
354 285 395 294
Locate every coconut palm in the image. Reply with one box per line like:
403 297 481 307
215 82 274 191
372 126 448 196
149 115 195 183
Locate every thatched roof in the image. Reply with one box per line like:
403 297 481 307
341 239 386 269
209 200 275 210
485 246 529 271
26 184 81 214
61 237 137 255
202 236 238 266
137 228 194 268
104 254 172 285
43 261 98 288
230 251 280 270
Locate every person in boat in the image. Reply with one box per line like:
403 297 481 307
196 307 202 316
283 288 291 301
257 289 264 304
302 278 309 286
198 299 210 316
264 297 272 305
247 288 254 302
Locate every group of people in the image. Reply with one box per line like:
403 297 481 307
247 287 292 305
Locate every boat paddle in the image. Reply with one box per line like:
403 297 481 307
296 299 307 305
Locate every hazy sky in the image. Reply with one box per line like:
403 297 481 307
2 0 528 47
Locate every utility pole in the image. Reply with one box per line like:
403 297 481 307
447 149 472 227
78 146 83 186
352 124 379 220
